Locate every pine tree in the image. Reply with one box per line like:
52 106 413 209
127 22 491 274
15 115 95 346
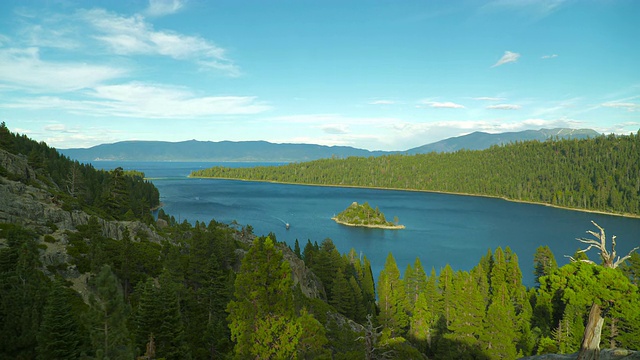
0 228 49 359
408 292 433 353
330 268 355 318
445 271 485 354
481 283 517 360
227 237 309 359
405 257 427 311
89 265 133 359
361 255 377 316
155 270 190 360
37 279 82 360
533 245 557 287
377 252 408 336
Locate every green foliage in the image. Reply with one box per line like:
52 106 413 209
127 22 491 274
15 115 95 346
534 245 558 287
0 124 160 222
333 201 402 228
89 265 133 359
377 252 408 336
37 279 83 360
227 237 326 359
0 224 50 359
192 132 640 216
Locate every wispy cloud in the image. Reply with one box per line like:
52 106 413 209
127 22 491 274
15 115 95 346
601 102 640 112
542 54 558 59
320 124 350 135
2 82 271 118
482 0 568 19
492 51 520 67
145 0 186 17
0 47 126 92
368 100 396 105
79 8 240 76
486 104 521 110
419 100 465 109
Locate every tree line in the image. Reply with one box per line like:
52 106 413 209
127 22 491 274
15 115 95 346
192 131 640 216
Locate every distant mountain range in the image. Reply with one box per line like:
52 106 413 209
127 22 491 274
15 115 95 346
404 128 601 154
60 128 601 162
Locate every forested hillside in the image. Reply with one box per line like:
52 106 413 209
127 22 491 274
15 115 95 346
1 124 639 359
0 122 159 222
192 132 640 216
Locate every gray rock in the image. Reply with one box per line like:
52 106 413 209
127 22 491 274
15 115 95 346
519 349 640 360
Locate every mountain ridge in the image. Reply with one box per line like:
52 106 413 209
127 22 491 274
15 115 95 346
60 128 602 162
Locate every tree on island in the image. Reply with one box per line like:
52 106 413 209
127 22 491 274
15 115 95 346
332 202 404 229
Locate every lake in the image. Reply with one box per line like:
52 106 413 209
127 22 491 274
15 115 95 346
96 161 640 286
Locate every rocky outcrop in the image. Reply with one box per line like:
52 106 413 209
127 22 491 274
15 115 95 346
0 148 37 183
281 244 326 300
0 148 163 243
519 349 640 360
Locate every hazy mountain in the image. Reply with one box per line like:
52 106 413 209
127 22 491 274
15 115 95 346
59 140 392 162
405 128 601 154
60 128 601 162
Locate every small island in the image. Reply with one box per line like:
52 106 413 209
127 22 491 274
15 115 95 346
332 202 405 229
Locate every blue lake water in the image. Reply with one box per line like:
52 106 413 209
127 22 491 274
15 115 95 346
96 161 640 286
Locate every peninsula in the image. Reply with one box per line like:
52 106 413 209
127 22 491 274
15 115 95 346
332 202 405 229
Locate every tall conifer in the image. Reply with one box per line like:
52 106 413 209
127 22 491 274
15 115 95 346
37 279 82 360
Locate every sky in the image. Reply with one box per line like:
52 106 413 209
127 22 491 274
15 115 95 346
0 0 639 151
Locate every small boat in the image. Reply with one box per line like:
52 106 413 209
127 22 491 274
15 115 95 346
285 223 290 230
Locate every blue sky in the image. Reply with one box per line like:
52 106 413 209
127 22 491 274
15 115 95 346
0 0 638 151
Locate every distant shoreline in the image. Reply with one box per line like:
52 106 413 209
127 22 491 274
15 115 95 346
188 175 640 220
331 217 405 230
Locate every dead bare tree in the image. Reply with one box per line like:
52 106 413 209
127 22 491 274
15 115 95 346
567 221 639 360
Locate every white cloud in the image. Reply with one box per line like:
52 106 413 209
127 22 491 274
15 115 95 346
486 104 521 110
79 9 239 76
145 0 186 17
601 102 639 112
0 47 126 92
491 51 520 67
542 54 558 59
428 101 466 109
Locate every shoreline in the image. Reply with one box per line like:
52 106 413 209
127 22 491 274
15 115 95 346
188 175 640 220
331 217 405 230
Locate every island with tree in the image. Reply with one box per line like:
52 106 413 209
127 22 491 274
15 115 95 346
332 202 405 229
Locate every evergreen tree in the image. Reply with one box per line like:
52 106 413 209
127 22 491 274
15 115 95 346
408 292 433 353
294 239 302 259
444 271 485 356
404 257 427 311
155 270 190 359
533 245 558 287
89 265 133 359
489 247 507 299
330 268 355 318
377 252 408 336
227 237 313 359
0 226 49 359
37 279 82 360
361 255 377 316
481 283 517 360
